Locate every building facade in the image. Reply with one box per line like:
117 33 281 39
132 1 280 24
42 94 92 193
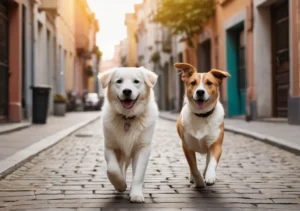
0 0 99 123
0 0 34 122
183 0 300 125
74 0 99 95
124 13 137 67
126 0 299 125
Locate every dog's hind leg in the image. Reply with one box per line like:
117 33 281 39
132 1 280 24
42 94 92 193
105 148 127 192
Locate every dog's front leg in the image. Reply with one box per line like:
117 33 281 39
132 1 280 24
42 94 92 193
105 147 127 192
130 145 151 203
182 143 205 188
205 128 224 186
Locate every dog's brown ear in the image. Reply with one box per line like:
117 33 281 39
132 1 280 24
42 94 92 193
174 63 197 82
100 68 116 88
210 69 231 83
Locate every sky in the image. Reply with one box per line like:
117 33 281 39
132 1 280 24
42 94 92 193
87 0 143 60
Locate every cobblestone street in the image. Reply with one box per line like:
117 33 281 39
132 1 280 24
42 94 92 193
0 118 300 210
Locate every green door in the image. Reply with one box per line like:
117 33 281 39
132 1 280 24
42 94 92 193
226 23 246 117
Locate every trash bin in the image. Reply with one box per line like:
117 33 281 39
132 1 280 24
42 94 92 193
31 86 52 124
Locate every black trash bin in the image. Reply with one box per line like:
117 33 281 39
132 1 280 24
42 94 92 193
31 86 52 124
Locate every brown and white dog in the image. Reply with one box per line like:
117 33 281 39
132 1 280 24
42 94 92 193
174 63 230 187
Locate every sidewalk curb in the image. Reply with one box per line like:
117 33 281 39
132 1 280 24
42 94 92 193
0 114 101 178
159 114 300 156
224 126 300 156
0 123 31 135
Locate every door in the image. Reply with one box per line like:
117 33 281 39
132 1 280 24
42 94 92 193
226 23 246 116
198 39 211 73
238 30 246 115
271 0 289 117
0 3 8 120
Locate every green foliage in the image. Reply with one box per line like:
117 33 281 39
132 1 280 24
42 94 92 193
153 0 214 47
150 52 161 64
93 46 103 59
54 93 67 103
97 49 103 59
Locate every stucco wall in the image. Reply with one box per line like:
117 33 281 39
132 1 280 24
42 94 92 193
56 0 75 93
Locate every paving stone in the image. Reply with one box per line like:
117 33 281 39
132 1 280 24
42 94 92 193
0 118 299 210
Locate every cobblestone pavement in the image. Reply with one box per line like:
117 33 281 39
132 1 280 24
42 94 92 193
0 118 300 211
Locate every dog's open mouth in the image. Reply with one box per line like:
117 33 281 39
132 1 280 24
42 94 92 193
119 97 139 109
195 99 209 109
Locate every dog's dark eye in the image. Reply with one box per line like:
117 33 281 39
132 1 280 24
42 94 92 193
191 81 196 86
134 79 140 84
116 79 123 84
206 81 213 86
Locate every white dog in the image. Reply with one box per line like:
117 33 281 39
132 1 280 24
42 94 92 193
100 67 159 203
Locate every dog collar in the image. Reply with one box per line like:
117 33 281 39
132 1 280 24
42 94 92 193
194 107 215 118
118 114 136 131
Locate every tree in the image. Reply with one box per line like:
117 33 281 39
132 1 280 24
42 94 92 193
152 0 214 47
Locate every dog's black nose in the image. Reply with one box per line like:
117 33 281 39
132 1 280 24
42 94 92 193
196 89 205 97
123 89 132 97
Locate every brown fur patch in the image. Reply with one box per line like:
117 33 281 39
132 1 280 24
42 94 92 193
174 63 197 82
177 115 198 173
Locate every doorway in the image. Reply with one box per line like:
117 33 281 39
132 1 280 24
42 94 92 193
226 23 246 117
177 53 185 109
271 0 289 117
198 39 211 73
0 2 9 121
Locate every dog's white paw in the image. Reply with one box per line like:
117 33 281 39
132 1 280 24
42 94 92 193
205 168 216 186
130 193 144 203
107 170 127 192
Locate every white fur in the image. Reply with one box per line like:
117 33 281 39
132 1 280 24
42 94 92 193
101 67 159 203
182 100 224 153
193 73 210 101
205 155 217 185
181 99 224 186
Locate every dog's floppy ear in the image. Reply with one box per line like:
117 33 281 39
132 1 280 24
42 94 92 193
100 68 116 88
140 67 158 88
209 69 231 83
174 63 197 82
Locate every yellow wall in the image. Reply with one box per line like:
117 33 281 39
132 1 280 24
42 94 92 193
56 0 76 92
125 13 137 67
88 77 94 93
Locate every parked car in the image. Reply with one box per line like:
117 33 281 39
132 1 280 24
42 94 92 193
84 93 102 111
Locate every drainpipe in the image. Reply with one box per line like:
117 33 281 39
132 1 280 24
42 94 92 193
28 0 35 120
30 0 35 87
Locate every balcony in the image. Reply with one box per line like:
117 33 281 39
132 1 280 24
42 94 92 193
38 0 60 16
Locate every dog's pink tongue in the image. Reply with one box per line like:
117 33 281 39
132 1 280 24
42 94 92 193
197 101 205 109
122 100 134 109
